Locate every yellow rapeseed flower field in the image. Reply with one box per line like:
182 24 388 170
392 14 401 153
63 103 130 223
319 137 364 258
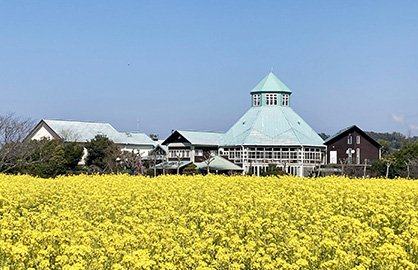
1 174 418 269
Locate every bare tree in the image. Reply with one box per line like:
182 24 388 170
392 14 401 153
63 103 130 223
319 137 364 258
0 113 37 173
59 128 81 142
339 158 348 175
147 148 159 177
382 156 395 178
363 159 368 178
175 152 182 175
162 160 168 175
203 151 215 174
404 159 416 179
118 151 146 175
0 112 34 145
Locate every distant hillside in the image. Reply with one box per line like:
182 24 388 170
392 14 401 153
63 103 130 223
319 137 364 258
366 131 418 151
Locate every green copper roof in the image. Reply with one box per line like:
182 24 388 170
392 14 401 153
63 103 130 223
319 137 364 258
219 106 324 146
250 71 292 94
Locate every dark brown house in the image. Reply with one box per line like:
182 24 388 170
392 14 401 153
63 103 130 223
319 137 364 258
324 125 381 165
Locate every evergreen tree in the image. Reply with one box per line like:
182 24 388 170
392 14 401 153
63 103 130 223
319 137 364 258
85 135 120 173
182 163 198 175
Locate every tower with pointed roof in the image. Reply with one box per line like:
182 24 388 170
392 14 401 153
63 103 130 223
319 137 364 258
219 72 326 177
250 71 292 107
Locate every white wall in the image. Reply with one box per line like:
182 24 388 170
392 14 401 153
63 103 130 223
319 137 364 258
30 126 55 140
120 144 154 156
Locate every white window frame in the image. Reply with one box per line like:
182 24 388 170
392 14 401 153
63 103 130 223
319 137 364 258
266 94 278 106
348 135 353 144
253 94 261 106
282 94 289 106
356 136 360 144
356 148 361 164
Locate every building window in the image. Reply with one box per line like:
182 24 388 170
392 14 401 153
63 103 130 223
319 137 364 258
356 148 361 164
266 94 278 105
347 148 353 164
195 150 203 156
169 149 190 158
356 136 360 144
348 134 352 144
253 94 261 106
282 94 289 106
256 151 264 159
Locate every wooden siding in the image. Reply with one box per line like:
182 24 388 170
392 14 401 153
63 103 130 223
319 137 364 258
326 129 380 164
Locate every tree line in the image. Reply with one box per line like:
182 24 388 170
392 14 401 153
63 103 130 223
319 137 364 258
0 113 147 178
3 113 418 178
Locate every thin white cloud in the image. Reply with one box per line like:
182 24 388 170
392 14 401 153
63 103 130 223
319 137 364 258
392 113 404 123
409 124 418 130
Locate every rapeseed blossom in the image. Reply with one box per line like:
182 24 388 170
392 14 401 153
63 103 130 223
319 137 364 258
1 174 418 269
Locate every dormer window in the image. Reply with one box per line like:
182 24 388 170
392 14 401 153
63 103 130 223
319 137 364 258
253 94 260 106
266 94 278 105
282 94 289 106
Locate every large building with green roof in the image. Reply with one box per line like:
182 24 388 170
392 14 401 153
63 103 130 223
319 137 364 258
163 72 326 176
218 71 326 177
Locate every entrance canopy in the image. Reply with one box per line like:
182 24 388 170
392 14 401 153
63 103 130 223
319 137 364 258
195 156 243 171
154 161 192 170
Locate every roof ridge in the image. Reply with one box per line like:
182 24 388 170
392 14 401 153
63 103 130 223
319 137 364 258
280 107 303 146
324 125 357 143
44 119 111 124
272 127 294 138
240 109 262 144
120 131 147 134
177 129 225 134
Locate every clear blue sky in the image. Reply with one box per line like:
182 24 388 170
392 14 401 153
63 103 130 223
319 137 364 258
1 1 418 138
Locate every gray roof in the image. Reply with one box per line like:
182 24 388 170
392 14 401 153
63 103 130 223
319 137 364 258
195 156 243 171
42 119 155 145
219 106 324 146
175 130 224 146
154 161 192 170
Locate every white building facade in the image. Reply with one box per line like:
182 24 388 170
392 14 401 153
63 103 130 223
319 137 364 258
26 119 156 164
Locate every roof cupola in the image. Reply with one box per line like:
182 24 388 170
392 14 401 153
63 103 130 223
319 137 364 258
250 71 292 107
